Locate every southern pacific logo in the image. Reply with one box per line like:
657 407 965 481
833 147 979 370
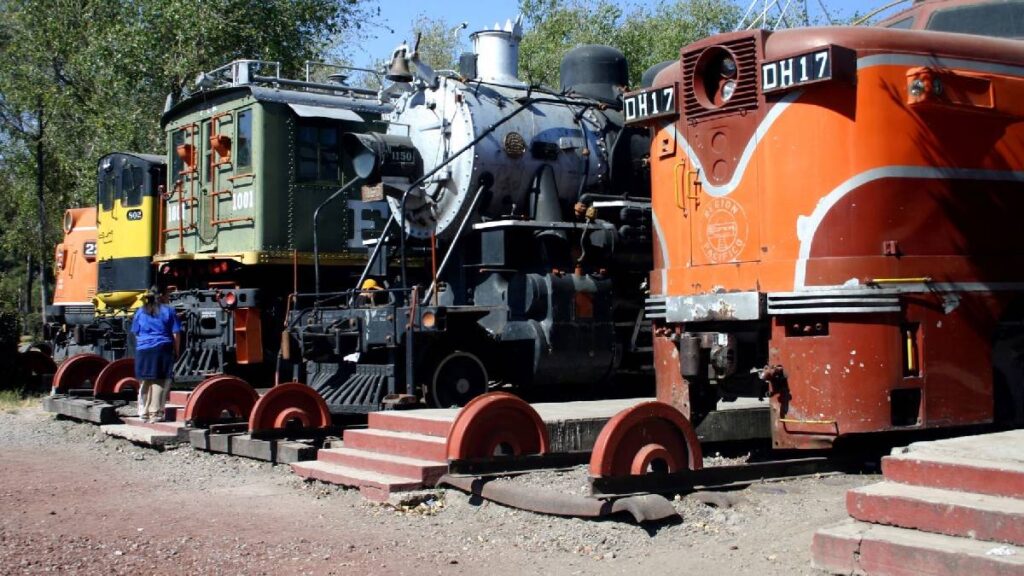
126 209 144 221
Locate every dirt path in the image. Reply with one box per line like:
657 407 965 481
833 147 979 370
0 406 876 575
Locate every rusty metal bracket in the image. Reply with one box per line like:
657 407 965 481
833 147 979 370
437 474 679 524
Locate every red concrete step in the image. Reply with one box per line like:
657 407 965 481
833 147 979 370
813 519 1024 576
291 460 422 502
342 428 447 462
882 430 1024 499
316 447 447 485
367 411 453 438
848 481 1024 546
168 390 191 405
882 452 1024 499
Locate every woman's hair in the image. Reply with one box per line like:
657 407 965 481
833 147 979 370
142 286 160 316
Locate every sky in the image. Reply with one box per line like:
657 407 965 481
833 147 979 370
348 0 902 67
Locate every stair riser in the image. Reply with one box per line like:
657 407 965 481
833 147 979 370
848 490 1024 546
367 413 451 438
343 431 447 461
317 450 447 484
291 463 422 501
812 528 1024 576
883 456 1024 499
168 391 191 405
164 405 186 422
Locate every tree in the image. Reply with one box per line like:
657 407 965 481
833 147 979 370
518 0 741 88
0 0 374 331
410 15 469 72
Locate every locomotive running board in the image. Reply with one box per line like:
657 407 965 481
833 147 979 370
437 474 679 524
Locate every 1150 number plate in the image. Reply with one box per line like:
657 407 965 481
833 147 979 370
761 48 831 93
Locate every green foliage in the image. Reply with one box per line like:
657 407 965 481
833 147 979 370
0 0 374 328
518 0 740 88
410 15 468 72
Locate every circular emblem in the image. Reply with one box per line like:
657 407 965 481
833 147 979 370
503 132 527 158
700 197 748 263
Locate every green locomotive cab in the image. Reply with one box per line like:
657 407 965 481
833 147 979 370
157 60 392 385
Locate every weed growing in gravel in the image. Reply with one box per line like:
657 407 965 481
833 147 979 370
0 389 39 412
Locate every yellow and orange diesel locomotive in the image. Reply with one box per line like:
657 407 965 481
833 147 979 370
630 14 1024 449
44 208 99 361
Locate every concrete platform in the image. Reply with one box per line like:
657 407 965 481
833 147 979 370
367 396 769 451
813 519 1024 576
42 395 120 425
100 417 189 449
848 481 1024 546
293 396 770 500
188 429 318 464
814 430 1024 575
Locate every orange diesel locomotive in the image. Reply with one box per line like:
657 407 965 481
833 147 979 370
631 24 1024 449
45 208 99 360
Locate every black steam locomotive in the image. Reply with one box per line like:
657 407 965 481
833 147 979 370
287 18 654 412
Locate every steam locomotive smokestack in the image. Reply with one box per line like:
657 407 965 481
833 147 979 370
469 16 523 83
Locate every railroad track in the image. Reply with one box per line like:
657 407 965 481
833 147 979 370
438 455 848 524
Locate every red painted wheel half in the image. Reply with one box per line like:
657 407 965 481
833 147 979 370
446 392 549 461
184 375 259 426
248 382 330 434
52 353 109 394
588 401 703 478
92 358 136 397
18 349 57 376
113 377 139 395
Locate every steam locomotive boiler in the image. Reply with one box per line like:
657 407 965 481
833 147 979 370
291 19 654 412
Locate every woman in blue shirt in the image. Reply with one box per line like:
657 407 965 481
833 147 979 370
131 287 182 422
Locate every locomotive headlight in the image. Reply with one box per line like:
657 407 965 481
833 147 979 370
721 80 737 102
63 211 73 234
720 57 737 79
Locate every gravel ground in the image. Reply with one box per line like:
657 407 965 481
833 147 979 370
0 402 878 575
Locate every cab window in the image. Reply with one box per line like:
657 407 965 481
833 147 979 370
297 121 340 182
886 16 915 29
236 109 253 173
123 165 144 207
98 168 115 211
171 129 185 179
927 1 1024 38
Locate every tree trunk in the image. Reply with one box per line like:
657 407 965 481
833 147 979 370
36 103 48 329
